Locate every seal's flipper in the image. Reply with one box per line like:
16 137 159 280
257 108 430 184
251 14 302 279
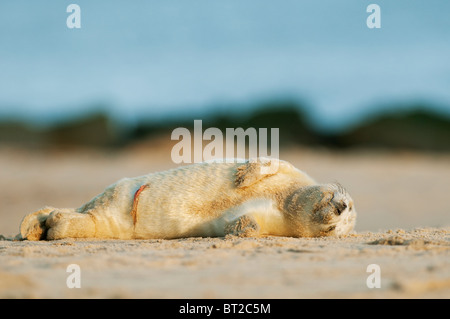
224 215 260 237
235 158 281 188
20 207 54 241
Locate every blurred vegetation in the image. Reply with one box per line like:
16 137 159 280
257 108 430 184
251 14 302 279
333 108 450 151
1 101 450 151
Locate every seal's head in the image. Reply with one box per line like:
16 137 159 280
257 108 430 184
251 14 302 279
284 183 356 237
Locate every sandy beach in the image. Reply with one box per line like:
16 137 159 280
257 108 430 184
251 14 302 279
0 140 449 298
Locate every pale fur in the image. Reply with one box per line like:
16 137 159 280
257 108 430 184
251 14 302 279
19 158 357 240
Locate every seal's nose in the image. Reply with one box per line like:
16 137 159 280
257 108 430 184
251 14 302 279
335 202 347 215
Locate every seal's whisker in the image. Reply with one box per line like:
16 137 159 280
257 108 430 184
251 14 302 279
332 181 348 196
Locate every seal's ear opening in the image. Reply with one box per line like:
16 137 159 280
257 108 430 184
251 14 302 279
235 158 279 188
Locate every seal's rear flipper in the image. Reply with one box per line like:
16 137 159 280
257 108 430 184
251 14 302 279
19 207 54 241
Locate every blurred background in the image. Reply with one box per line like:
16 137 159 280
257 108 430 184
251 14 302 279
0 0 449 235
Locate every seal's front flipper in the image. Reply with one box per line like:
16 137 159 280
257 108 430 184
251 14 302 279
235 158 286 188
224 215 260 237
19 207 54 241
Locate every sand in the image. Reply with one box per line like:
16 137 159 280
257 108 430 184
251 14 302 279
0 139 449 298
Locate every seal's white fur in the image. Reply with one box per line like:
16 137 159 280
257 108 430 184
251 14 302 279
19 158 357 240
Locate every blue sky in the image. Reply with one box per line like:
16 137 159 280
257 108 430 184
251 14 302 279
0 1 449 131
